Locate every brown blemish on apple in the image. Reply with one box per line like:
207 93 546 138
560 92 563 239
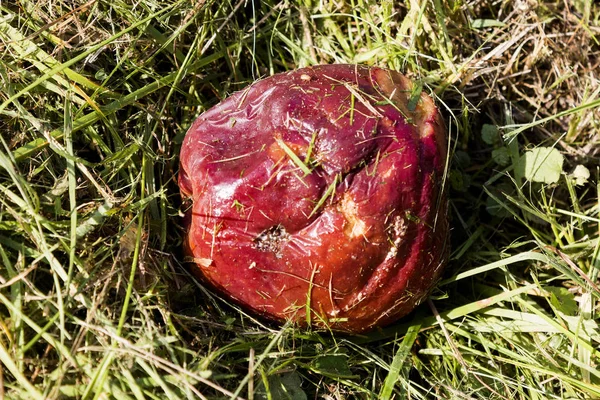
338 193 367 238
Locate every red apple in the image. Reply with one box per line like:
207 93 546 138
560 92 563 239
179 64 448 333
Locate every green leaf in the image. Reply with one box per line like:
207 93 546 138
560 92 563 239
311 354 354 378
517 147 564 184
449 170 470 192
471 19 506 29
546 286 578 316
256 372 307 400
485 193 510 218
571 164 590 186
481 124 499 145
453 150 471 168
492 147 511 166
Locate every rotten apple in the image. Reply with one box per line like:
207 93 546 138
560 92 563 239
179 64 448 333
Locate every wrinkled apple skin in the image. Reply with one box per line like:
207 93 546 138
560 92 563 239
179 64 448 333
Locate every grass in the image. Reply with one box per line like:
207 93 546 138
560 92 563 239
0 0 599 398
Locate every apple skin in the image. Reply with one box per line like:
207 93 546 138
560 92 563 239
179 64 448 333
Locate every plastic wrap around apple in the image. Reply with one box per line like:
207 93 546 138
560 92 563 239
179 64 448 332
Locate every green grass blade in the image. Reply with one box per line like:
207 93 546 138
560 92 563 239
379 322 421 400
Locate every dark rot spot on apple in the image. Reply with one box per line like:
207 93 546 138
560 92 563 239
254 225 289 259
179 64 449 333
